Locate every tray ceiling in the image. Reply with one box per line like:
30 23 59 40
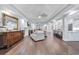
13 4 70 24
0 4 76 25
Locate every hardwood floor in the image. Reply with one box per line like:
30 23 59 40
1 32 75 55
66 41 79 55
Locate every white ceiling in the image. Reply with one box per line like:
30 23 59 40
13 4 71 24
0 4 79 25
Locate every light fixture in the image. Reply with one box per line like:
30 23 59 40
2 10 11 15
69 10 78 15
1 9 14 15
65 10 79 16
38 12 47 19
38 16 42 19
44 24 47 27
41 13 47 17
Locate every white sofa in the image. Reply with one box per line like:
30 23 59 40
30 30 45 41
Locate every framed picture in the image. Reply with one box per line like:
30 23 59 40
2 13 18 30
68 23 72 31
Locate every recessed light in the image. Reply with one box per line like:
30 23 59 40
38 16 42 19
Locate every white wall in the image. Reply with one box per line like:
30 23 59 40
63 16 79 41
53 19 63 31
